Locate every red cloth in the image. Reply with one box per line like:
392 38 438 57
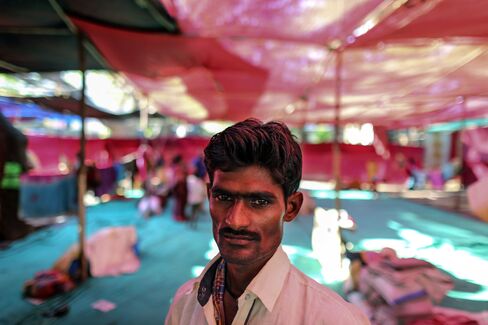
23 270 75 299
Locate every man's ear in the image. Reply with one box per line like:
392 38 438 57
284 192 303 222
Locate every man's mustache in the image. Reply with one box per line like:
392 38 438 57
219 227 260 240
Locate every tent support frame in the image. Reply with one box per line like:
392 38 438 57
333 48 343 212
77 32 88 282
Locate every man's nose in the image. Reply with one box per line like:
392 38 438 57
224 199 250 229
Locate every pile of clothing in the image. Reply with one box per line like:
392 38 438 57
23 226 140 300
53 226 140 278
23 270 75 300
346 248 460 325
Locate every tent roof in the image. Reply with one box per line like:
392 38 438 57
0 97 166 120
0 0 177 72
2 0 488 127
24 96 130 119
159 0 488 47
352 0 488 47
0 96 148 120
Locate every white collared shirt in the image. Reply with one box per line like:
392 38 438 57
165 246 370 325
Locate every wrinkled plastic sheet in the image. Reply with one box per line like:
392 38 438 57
74 0 488 126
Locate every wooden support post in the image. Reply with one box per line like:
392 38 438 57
333 49 343 212
77 32 88 281
455 97 467 210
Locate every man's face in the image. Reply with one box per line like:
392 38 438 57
208 165 302 266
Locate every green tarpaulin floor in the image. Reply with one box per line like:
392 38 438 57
1 194 487 324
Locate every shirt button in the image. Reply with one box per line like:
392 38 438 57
201 287 206 293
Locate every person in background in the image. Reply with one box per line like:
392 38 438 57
171 154 188 222
154 156 172 210
0 112 35 242
186 170 206 229
192 154 206 179
366 160 379 192
166 118 369 324
405 157 426 190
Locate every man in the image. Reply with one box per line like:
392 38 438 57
166 118 369 324
0 112 34 242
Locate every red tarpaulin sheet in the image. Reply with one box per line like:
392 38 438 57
26 135 421 184
73 17 268 123
352 0 488 47
73 5 488 127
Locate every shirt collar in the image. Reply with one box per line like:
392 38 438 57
245 246 290 312
195 246 291 312
196 255 222 307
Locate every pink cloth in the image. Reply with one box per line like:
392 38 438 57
431 307 488 325
463 128 488 180
409 306 487 325
85 226 140 277
367 261 453 304
373 126 391 160
364 268 427 305
467 176 488 221
428 169 444 190
395 297 432 317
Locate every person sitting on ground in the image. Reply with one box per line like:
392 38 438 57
165 118 369 324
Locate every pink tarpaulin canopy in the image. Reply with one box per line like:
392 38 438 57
74 0 488 127
72 17 269 123
352 0 488 46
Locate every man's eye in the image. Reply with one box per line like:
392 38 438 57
215 194 232 201
250 198 270 207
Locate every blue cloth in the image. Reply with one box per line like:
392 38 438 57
114 163 125 182
20 174 77 218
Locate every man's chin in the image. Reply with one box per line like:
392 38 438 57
221 254 256 265
219 247 257 265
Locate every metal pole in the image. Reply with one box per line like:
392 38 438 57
333 48 343 212
77 32 88 281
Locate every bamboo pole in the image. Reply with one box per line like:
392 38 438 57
455 97 467 210
77 32 88 281
333 48 343 212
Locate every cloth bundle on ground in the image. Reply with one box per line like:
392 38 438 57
54 226 140 277
409 306 488 325
23 270 75 299
23 226 140 301
346 248 454 325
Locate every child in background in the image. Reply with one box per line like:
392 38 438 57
186 171 206 229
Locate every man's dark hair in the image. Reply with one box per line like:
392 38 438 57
204 118 302 198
